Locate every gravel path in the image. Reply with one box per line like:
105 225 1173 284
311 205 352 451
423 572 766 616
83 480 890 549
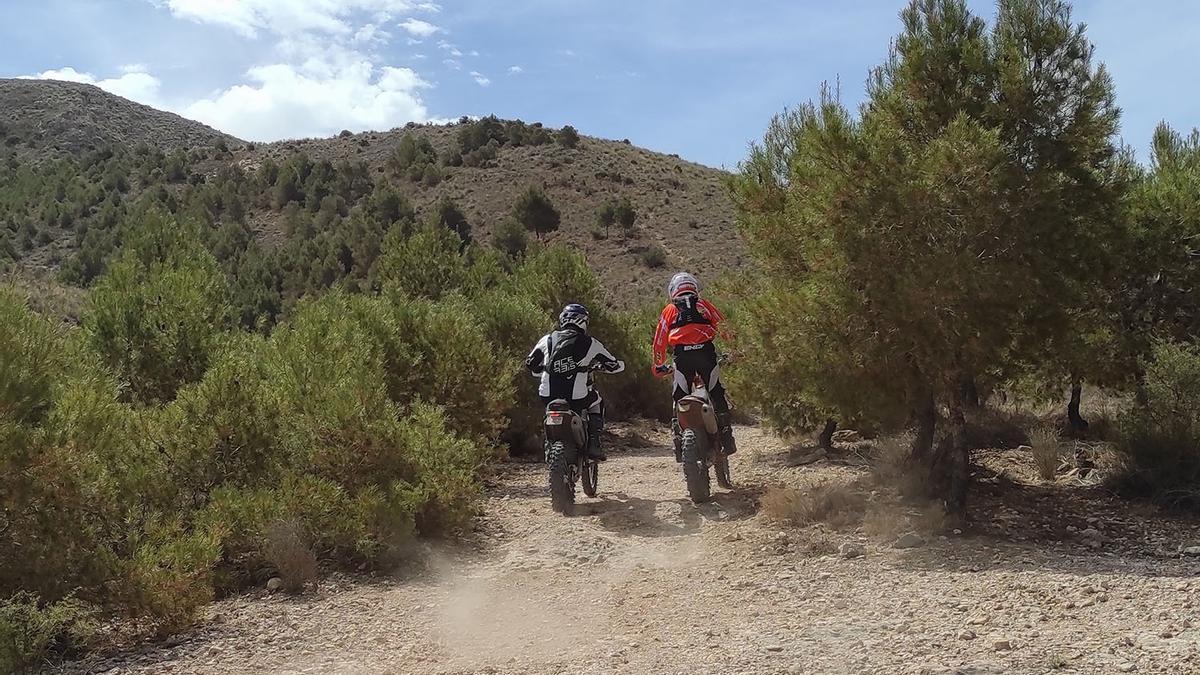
61 425 1200 675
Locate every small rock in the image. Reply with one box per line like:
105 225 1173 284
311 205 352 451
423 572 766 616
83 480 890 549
266 577 284 592
1159 630 1174 639
993 638 1013 651
1182 546 1200 557
765 644 784 652
839 542 865 559
958 629 977 641
1079 528 1104 541
1116 664 1137 673
894 532 924 549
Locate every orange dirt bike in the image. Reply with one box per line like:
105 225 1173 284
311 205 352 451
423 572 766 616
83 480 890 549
657 357 734 503
543 362 613 515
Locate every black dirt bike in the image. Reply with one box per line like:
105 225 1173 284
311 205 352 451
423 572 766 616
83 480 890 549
658 358 734 503
543 362 612 515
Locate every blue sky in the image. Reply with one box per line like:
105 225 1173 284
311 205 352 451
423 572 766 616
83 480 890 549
2 0 1197 168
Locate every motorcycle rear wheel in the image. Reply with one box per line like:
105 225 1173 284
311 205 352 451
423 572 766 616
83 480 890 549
547 441 576 515
681 429 711 504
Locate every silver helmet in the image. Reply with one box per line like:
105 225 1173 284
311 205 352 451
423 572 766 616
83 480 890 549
667 272 700 299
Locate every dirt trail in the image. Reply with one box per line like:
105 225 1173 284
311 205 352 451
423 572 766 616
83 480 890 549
63 425 1200 675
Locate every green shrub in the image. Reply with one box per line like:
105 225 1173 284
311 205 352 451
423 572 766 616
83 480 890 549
84 209 232 403
492 217 529 258
375 223 471 300
0 291 61 425
556 125 581 149
0 593 98 673
1114 341 1200 509
639 244 667 268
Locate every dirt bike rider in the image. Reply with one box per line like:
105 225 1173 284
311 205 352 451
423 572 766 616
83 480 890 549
525 303 625 461
652 272 737 461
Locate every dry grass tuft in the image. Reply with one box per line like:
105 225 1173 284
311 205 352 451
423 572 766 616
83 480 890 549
965 407 1035 449
263 520 318 594
861 501 947 541
862 506 909 540
761 482 866 529
914 502 948 534
1030 427 1062 481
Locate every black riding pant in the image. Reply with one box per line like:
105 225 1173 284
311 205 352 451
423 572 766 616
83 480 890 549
671 342 730 416
540 390 603 416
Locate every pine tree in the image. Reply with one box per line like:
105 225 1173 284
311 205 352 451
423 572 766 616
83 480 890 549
511 186 560 240
730 0 1126 512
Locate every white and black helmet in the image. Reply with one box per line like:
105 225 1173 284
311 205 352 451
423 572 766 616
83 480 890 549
667 272 700 299
558 303 590 331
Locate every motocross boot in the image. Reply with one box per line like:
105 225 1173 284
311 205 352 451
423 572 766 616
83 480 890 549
586 413 607 462
716 411 738 456
671 417 683 463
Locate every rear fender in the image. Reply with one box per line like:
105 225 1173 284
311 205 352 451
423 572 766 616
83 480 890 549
676 397 718 435
545 410 586 447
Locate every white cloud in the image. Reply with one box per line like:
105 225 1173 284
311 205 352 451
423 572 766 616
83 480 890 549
184 60 431 140
398 18 440 37
443 58 461 70
353 23 389 44
28 0 449 143
157 0 422 38
22 67 164 106
507 65 523 75
414 2 441 11
469 71 490 87
437 40 463 57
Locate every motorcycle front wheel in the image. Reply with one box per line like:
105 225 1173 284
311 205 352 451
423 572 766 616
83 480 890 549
581 459 598 498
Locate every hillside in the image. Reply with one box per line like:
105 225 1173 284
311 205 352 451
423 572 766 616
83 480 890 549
243 125 745 307
0 81 744 308
0 79 235 159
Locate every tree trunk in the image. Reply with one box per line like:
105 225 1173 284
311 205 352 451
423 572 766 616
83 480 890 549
911 391 936 464
922 385 970 515
818 419 837 450
960 373 981 409
1067 381 1089 432
944 388 970 515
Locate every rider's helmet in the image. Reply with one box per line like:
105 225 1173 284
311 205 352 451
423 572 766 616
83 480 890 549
667 272 700 299
559 303 590 332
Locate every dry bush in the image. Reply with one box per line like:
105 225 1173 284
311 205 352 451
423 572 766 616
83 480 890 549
1030 426 1062 481
870 433 926 497
761 482 866 529
263 521 318 594
964 407 1034 449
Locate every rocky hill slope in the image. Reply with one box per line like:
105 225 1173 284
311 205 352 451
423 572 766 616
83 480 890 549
1 80 744 307
0 79 235 159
